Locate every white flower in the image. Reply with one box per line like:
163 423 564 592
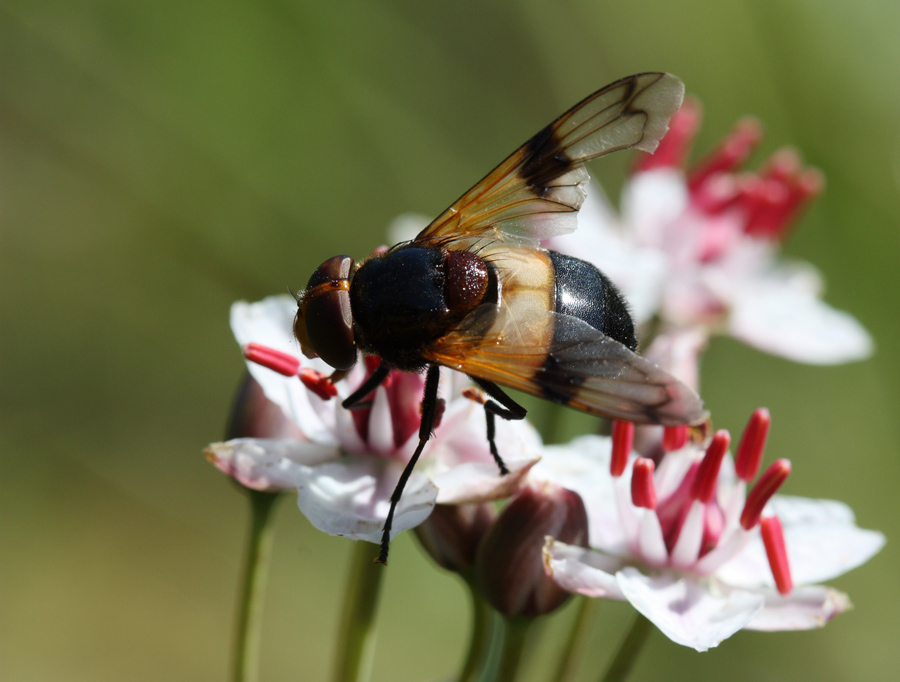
205 296 541 544
540 411 885 651
545 101 873 369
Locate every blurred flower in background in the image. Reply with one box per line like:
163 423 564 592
545 101 873 389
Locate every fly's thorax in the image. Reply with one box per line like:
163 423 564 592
349 245 492 370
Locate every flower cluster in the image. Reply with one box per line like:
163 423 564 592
205 296 541 544
539 413 884 650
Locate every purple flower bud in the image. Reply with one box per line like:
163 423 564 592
415 503 497 574
475 482 588 617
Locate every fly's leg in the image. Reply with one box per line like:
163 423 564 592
342 361 391 409
377 364 442 565
469 378 527 476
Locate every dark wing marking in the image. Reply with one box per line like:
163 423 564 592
424 304 707 427
416 73 684 247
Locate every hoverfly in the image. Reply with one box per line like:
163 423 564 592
294 73 708 563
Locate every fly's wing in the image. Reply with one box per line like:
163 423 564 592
424 304 707 426
416 73 684 247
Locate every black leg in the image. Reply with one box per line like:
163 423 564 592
377 364 442 565
342 362 391 410
470 378 527 476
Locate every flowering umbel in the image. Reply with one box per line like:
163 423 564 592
540 412 885 651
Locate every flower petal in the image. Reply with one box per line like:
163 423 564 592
204 438 339 491
387 212 430 245
643 327 708 391
296 457 437 543
431 458 537 504
547 184 666 324
729 277 873 364
745 585 852 631
533 435 629 554
542 539 626 599
769 494 857 525
615 568 764 651
716 495 886 587
621 169 689 248
427 399 542 468
230 297 337 442
367 386 395 456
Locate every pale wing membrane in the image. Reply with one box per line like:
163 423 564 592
426 305 707 426
418 73 684 246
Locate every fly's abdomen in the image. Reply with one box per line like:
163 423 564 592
548 251 637 351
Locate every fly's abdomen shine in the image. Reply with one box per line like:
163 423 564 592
548 251 637 351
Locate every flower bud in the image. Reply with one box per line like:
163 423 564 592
415 503 497 575
226 372 305 440
475 482 588 617
206 373 307 493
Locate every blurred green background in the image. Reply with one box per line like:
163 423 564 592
2 1 898 680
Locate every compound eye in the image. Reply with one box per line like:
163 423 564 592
296 256 357 371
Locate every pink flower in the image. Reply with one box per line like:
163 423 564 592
205 296 540 544
545 100 873 372
540 410 884 651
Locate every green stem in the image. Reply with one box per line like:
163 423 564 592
455 582 493 682
331 542 386 682
598 613 653 682
494 617 532 682
232 489 281 682
551 597 601 682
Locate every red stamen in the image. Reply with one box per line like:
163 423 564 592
692 173 740 214
243 343 300 377
635 99 702 172
762 147 801 182
735 408 770 481
775 167 824 237
743 151 824 239
611 420 634 477
761 516 793 595
739 176 789 238
691 430 730 503
740 459 791 529
663 425 689 452
688 118 763 193
631 458 657 509
299 368 338 400
795 167 825 201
